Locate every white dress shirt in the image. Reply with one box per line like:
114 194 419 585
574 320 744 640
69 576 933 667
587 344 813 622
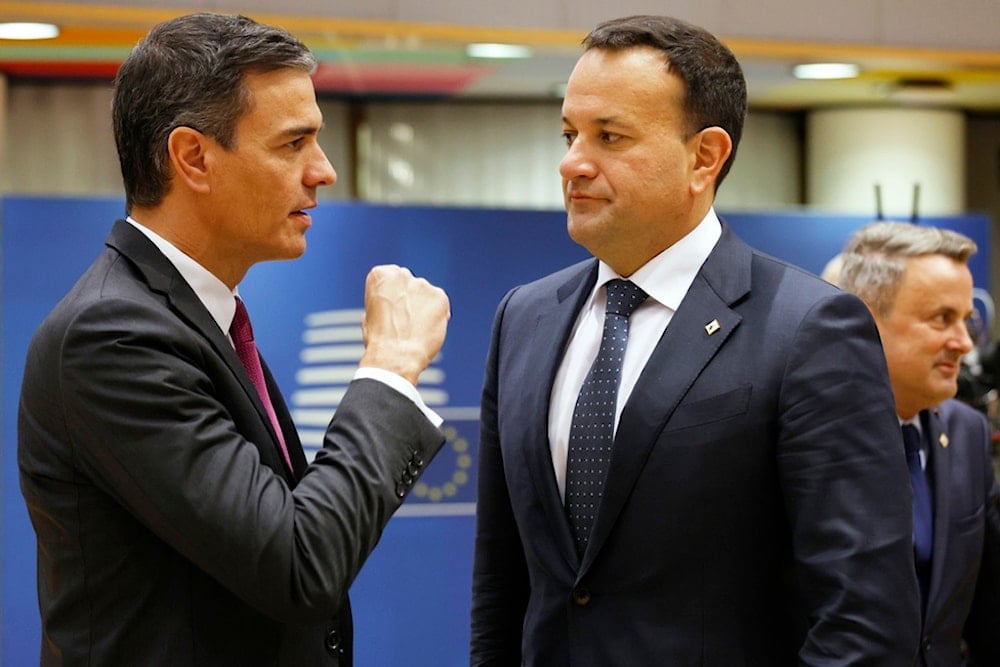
548 209 722 499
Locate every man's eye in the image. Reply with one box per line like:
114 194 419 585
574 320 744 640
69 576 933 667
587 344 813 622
561 132 575 147
931 313 956 328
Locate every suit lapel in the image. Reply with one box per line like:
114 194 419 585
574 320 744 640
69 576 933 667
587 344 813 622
261 358 309 478
106 220 299 482
583 225 750 568
521 261 599 566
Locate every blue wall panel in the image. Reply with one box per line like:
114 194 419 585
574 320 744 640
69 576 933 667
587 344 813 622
1 196 990 665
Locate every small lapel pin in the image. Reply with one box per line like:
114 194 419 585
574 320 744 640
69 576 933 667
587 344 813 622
705 319 721 336
938 433 949 448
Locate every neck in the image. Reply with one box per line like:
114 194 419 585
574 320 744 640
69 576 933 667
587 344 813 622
129 204 246 290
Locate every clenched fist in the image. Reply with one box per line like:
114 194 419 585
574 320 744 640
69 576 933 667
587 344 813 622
359 265 450 386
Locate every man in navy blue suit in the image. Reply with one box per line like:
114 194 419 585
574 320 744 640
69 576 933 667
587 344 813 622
470 14 921 666
838 221 1000 666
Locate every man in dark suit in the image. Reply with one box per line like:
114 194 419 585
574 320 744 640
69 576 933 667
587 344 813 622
838 221 1000 666
17 13 450 666
470 15 921 665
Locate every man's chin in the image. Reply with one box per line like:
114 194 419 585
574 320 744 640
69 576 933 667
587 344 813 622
269 241 307 262
932 380 961 405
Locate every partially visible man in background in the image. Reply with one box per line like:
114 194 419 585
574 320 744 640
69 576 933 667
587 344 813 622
839 221 1000 666
18 13 450 666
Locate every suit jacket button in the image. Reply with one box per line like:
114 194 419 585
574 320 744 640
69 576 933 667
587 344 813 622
395 482 407 498
572 587 591 606
325 629 341 653
407 461 420 476
411 450 424 467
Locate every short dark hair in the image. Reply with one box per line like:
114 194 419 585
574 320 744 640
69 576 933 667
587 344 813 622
112 13 316 212
583 15 747 189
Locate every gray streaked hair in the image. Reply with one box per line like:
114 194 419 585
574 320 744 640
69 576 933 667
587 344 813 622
837 221 976 317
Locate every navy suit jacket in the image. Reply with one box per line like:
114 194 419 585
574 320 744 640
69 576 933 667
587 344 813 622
471 223 922 665
916 400 1000 666
18 220 445 665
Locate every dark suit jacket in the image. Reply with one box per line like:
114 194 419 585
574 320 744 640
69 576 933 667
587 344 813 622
471 223 922 666
18 220 445 666
916 400 1000 666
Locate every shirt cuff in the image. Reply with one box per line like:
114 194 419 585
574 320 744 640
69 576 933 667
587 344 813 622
353 367 444 428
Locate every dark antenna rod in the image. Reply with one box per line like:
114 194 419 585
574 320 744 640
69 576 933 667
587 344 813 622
874 183 884 220
911 182 920 224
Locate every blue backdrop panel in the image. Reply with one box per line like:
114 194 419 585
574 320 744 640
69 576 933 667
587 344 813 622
723 211 991 289
1 197 127 665
236 203 590 667
1 195 991 665
0 197 588 666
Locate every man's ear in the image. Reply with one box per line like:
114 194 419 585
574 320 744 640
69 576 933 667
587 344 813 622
167 126 212 194
689 126 733 196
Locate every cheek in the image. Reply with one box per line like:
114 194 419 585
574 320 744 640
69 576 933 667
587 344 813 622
886 333 940 371
610 164 661 203
880 325 919 362
881 341 908 370
635 151 687 192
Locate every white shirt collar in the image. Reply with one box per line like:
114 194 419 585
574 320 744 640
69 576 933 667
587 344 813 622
592 207 722 310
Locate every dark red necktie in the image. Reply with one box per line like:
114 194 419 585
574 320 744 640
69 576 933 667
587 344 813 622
230 297 293 473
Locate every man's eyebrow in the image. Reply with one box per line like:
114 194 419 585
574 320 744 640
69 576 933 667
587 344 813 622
278 123 324 138
561 115 634 130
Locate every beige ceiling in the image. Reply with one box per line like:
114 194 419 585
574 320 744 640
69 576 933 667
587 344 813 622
1 1 999 111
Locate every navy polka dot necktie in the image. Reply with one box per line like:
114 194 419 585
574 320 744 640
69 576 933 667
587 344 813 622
565 278 648 558
902 423 933 603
